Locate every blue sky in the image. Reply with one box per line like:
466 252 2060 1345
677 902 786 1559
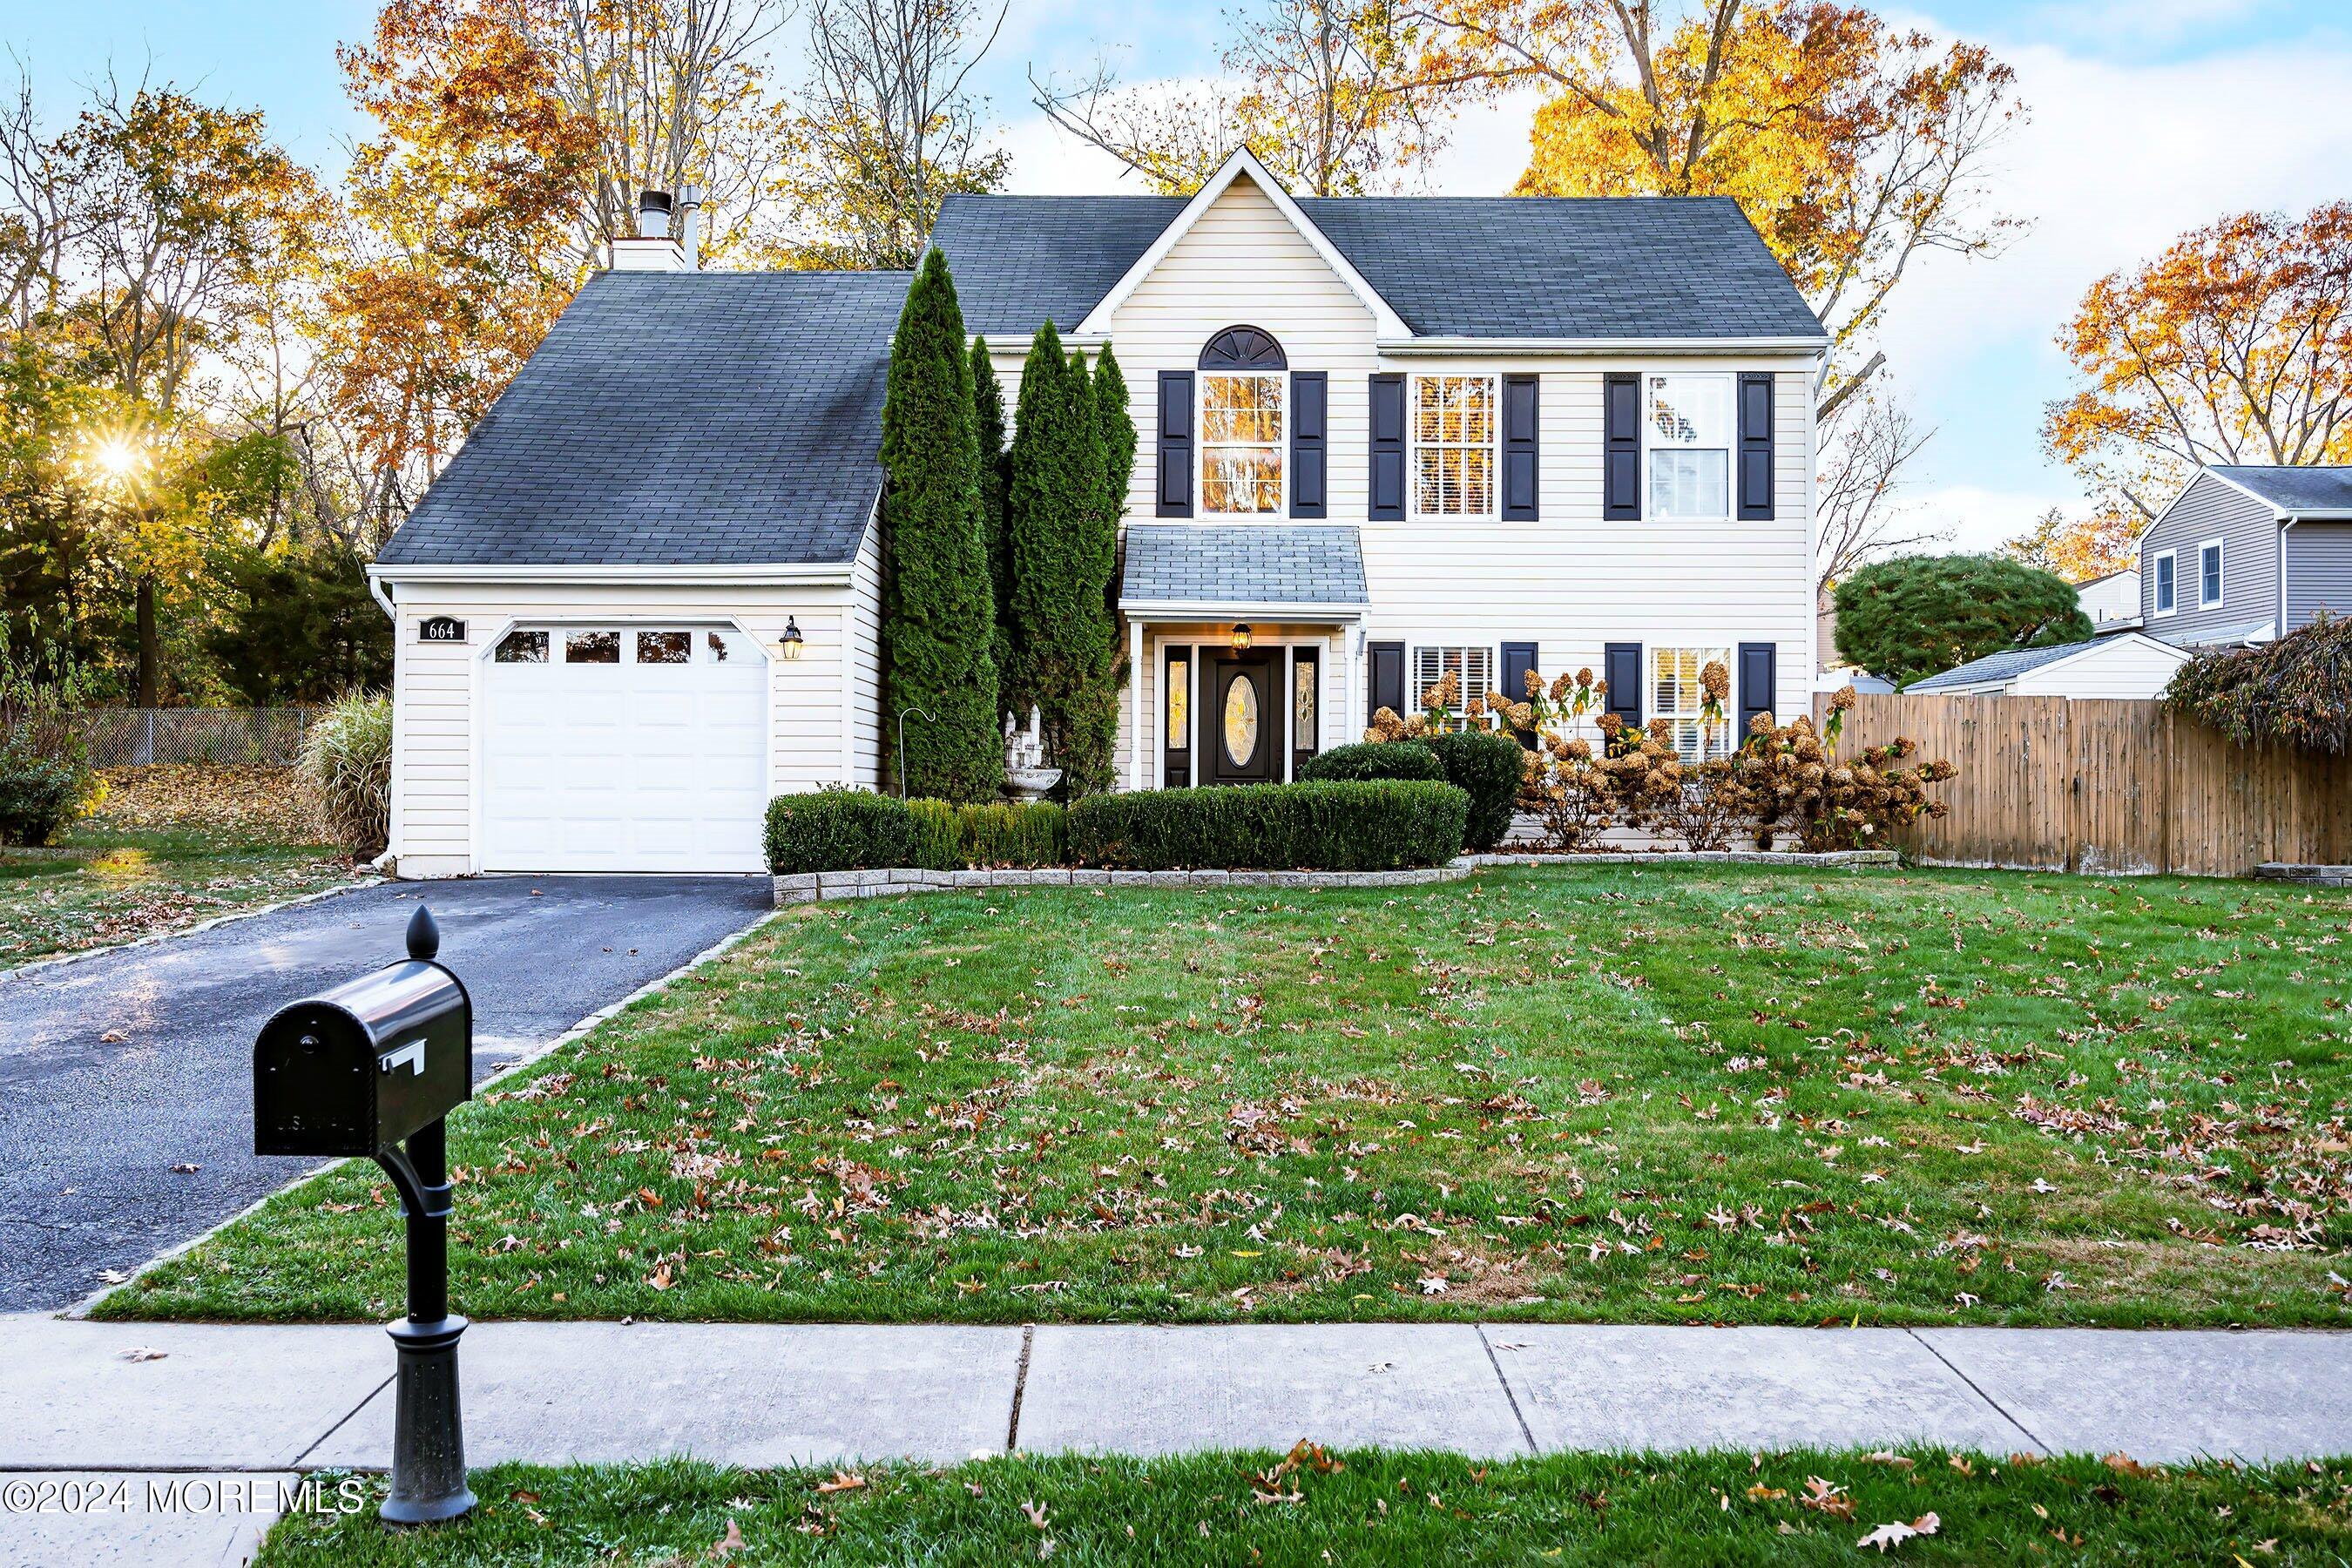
13 0 2352 549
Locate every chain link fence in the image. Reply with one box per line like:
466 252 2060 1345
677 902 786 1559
73 708 320 767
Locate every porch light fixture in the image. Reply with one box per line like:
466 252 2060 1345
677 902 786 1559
781 617 804 659
1230 623 1253 651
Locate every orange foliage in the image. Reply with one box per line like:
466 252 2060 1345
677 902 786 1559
2044 202 2352 523
2004 506 2139 586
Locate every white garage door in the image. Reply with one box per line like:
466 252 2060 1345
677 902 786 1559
481 625 768 873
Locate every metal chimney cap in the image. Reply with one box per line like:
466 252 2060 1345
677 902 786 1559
678 184 703 208
638 190 673 215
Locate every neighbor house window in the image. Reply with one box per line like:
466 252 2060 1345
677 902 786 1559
2199 540 2223 608
1200 374 1283 514
1652 645 1733 762
1412 375 1497 517
2153 551 2177 616
1414 645 1492 731
1646 375 1733 519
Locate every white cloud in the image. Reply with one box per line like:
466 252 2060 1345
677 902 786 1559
1908 483 2077 556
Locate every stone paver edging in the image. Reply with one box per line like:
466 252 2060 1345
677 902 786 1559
774 849 1898 906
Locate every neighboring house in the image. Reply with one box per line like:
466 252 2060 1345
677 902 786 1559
367 149 1826 876
2075 566 2140 632
2138 465 2352 649
1906 632 2191 700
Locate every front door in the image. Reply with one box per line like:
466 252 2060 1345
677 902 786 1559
1200 650 1284 785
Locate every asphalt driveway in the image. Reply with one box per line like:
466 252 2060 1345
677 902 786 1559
0 876 773 1313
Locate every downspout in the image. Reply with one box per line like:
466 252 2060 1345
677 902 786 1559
367 570 399 874
2279 517 2295 636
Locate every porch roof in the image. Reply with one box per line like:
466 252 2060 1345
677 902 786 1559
1118 524 1369 619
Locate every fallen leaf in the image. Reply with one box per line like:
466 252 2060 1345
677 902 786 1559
711 1518 744 1559
815 1471 865 1494
118 1348 168 1362
1021 1500 1050 1529
1856 1513 1939 1552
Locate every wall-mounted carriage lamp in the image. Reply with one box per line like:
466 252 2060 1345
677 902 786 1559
781 617 804 660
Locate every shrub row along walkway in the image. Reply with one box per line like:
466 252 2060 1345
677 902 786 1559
13 1314 2351 1473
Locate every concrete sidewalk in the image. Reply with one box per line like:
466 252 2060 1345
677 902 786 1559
8 1315 2351 1559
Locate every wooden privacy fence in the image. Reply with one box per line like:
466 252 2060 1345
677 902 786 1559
1814 693 2352 876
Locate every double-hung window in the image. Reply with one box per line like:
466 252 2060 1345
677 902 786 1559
2153 551 2177 616
1652 645 1733 762
2198 539 2224 608
1412 375 1497 517
1413 645 1493 732
1200 373 1284 515
1646 375 1734 520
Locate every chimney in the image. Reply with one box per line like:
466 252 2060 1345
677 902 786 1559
679 185 703 272
612 189 684 273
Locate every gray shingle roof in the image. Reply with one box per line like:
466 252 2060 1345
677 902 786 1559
375 270 910 569
929 192 1823 341
1908 641 2095 693
1119 524 1368 609
2209 465 2352 514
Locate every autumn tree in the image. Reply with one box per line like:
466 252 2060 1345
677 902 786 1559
1032 0 1450 196
2044 202 2352 524
2004 506 2137 585
767 0 1011 268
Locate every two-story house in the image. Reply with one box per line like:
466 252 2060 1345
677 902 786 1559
2135 464 2352 649
367 150 1826 876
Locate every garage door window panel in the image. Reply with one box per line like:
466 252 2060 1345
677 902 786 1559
494 630 548 664
638 630 692 665
565 629 620 664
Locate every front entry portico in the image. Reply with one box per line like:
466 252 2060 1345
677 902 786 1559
1117 524 1371 792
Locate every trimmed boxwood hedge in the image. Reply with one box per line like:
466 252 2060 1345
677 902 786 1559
768 791 1069 874
1423 728 1527 851
1298 740 1446 784
766 789 918 874
1066 780 1468 871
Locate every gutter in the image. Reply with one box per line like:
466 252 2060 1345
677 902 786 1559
1118 599 1368 622
2280 517 2295 634
365 561 857 588
1375 335 1828 357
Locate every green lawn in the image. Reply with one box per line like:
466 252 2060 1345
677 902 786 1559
1 817 352 968
105 865 2352 1327
257 1450 2352 1565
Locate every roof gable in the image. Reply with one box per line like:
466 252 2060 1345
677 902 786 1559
1077 149 1409 339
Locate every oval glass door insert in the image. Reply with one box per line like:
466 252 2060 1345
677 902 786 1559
1222 674 1260 768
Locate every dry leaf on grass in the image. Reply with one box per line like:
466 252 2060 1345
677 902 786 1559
815 1471 865 1494
711 1517 745 1558
1856 1512 1939 1551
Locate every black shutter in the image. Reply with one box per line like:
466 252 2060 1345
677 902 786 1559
1604 642 1642 736
1369 374 1406 522
1738 642 1776 742
1737 373 1774 520
1500 640 1538 747
1157 370 1193 517
1604 372 1641 521
1502 375 1539 521
1369 640 1405 720
1292 371 1328 518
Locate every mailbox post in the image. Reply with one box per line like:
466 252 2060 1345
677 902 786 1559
253 904 476 1524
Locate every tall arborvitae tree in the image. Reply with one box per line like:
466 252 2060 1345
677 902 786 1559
1007 321 1119 794
880 250 1001 801
1066 341 1139 794
1093 343 1138 521
970 335 1015 706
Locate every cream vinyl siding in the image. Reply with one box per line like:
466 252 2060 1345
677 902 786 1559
383 580 861 877
848 521 885 781
1133 627 1349 786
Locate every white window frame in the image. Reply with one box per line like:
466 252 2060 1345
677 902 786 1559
1409 374 1500 520
2197 537 2224 609
1644 372 1735 522
1651 645 1734 762
1412 644 1495 732
2153 550 2178 617
1197 371 1287 518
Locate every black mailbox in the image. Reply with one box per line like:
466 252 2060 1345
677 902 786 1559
254 935 471 1157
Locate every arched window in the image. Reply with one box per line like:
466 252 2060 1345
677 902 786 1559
1198 327 1286 514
